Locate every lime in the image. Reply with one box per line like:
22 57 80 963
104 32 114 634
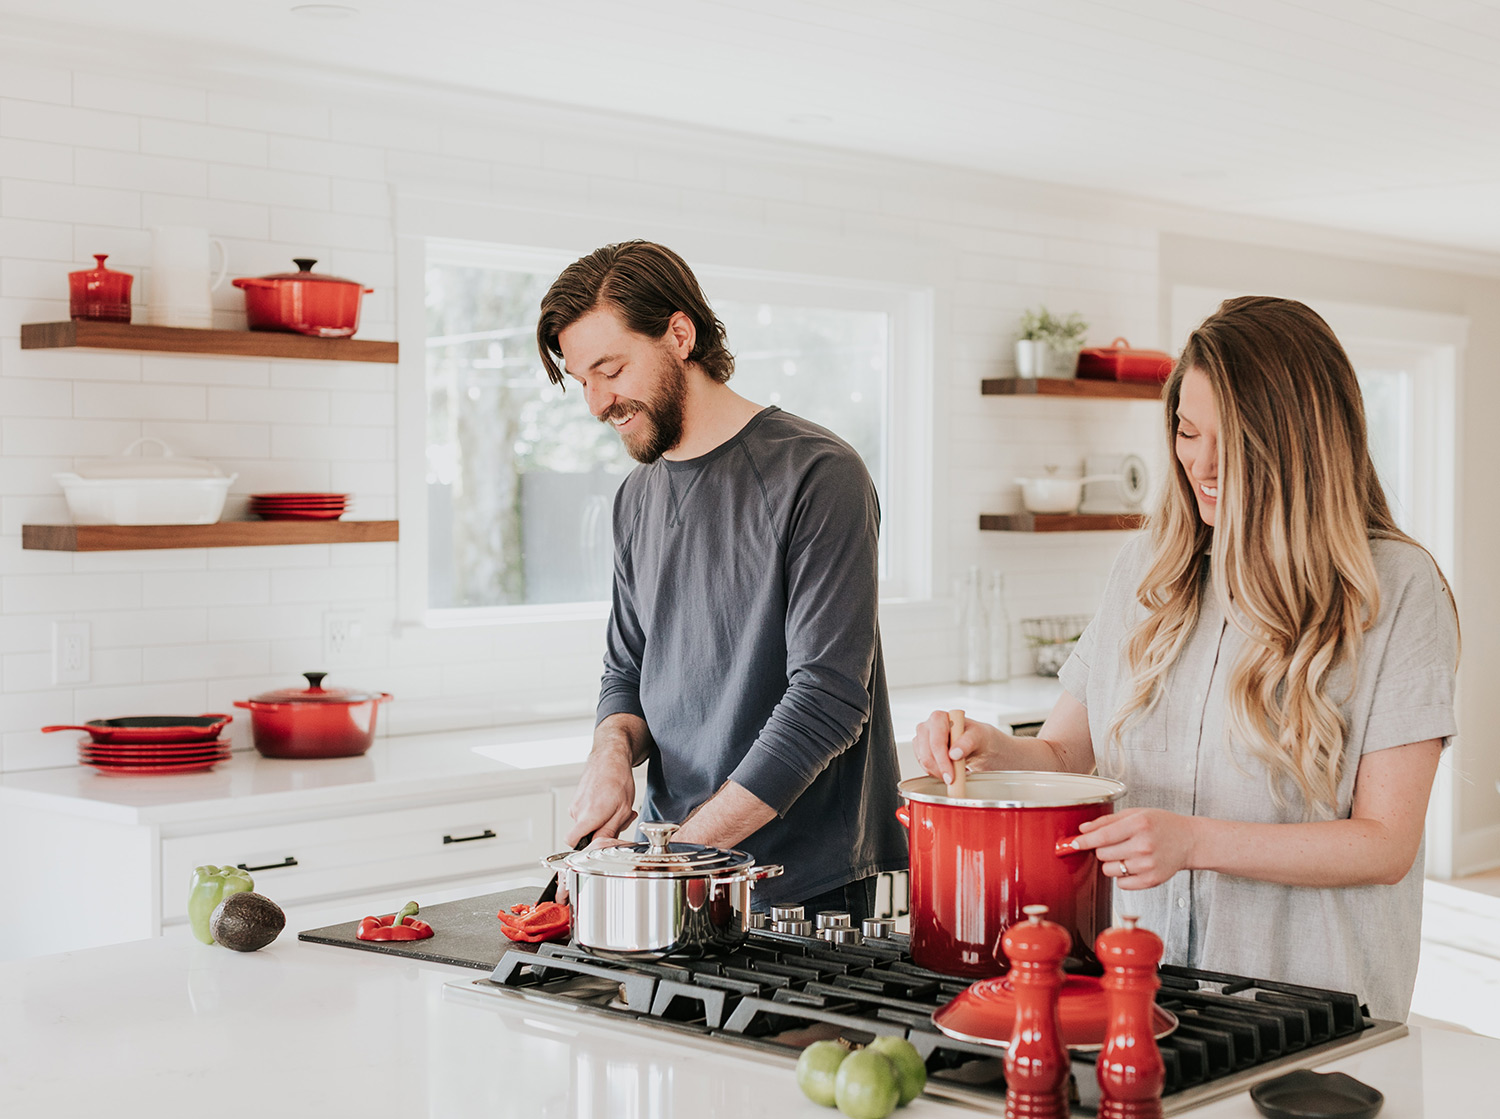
865 1037 927 1106
834 1049 900 1119
796 1040 850 1107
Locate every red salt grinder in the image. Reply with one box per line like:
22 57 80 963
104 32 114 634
1096 915 1166 1119
1001 903 1070 1119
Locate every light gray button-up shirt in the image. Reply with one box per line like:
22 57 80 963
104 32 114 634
1060 535 1458 1021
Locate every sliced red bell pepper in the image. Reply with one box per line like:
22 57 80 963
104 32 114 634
498 900 571 943
357 900 434 942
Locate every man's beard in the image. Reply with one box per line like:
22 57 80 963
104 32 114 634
599 351 689 464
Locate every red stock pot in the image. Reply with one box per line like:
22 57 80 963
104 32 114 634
896 771 1125 977
232 258 373 338
234 672 392 759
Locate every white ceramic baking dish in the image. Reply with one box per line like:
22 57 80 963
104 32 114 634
54 437 235 525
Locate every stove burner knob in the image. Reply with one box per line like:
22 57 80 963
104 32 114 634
861 919 895 939
746 912 769 930
770 905 805 923
776 919 813 937
815 910 852 929
831 927 864 945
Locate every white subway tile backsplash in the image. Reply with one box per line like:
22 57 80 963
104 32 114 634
0 377 71 417
0 64 71 105
267 134 385 180
139 420 270 459
269 207 391 252
3 572 141 614
0 137 73 184
144 641 269 683
141 354 272 387
206 544 330 570
75 148 209 196
74 382 207 421
2 417 142 457
1 179 140 228
0 613 51 655
139 193 270 241
142 569 268 608
208 92 330 139
331 178 391 217
268 361 393 392
86 607 207 648
0 98 140 151
208 385 330 425
207 603 322 641
0 217 73 262
210 164 331 210
327 390 393 426
270 424 392 461
72 680 208 722
74 73 207 123
0 689 69 734
141 118 266 166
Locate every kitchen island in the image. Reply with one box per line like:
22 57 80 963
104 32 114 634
0 920 1493 1118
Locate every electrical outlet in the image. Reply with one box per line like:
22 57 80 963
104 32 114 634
52 621 90 685
323 610 364 664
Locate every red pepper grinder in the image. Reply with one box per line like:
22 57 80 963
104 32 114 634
1096 915 1166 1119
1001 903 1070 1119
68 254 134 323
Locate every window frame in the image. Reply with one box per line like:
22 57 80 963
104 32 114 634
399 235 933 630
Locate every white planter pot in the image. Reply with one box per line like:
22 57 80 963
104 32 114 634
1014 339 1049 378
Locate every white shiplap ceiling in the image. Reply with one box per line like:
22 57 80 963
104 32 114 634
4 0 1500 255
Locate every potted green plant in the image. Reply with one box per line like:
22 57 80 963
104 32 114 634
1015 308 1089 379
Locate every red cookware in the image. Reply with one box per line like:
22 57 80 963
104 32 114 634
232 258 373 338
896 771 1125 978
69 254 134 323
1075 337 1174 384
234 672 391 759
42 714 233 744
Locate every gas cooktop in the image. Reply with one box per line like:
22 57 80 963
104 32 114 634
448 927 1406 1115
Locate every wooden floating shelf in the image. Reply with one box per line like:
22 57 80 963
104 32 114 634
980 513 1145 533
980 377 1162 400
20 321 398 364
23 520 399 552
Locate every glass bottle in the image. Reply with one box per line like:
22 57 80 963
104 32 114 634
987 570 1011 683
959 565 988 685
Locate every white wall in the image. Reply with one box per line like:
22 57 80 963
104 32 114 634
1 29 1492 878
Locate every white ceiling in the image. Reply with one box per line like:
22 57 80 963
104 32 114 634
5 0 1500 255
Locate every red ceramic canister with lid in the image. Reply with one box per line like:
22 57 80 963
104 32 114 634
234 672 392 759
69 254 134 323
232 258 374 338
896 771 1125 977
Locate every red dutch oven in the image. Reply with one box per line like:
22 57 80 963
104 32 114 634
896 771 1125 977
232 258 373 338
234 672 392 759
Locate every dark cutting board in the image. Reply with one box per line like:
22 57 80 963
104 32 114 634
298 887 545 970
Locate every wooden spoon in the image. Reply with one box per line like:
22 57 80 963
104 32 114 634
947 708 967 798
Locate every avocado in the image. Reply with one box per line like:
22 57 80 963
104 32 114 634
210 891 286 952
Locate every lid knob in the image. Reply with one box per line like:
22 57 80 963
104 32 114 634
293 258 317 272
639 821 679 854
303 671 329 692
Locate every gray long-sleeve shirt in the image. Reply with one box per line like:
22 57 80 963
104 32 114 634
596 407 908 902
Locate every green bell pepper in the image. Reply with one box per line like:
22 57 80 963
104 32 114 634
188 865 255 945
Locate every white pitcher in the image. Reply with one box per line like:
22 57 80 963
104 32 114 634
147 226 228 329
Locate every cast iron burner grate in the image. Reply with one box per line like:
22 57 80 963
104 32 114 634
454 930 1405 1115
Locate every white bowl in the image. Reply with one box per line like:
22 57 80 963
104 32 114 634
54 474 236 525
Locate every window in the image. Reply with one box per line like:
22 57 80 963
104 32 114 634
422 241 925 617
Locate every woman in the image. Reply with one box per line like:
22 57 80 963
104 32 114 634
915 296 1458 1020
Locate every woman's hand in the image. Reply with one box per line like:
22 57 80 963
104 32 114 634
913 709 1005 782
1071 808 1201 890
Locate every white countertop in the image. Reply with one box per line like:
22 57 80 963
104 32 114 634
0 917 1491 1119
0 679 1063 825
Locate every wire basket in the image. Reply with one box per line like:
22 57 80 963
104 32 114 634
1021 614 1092 677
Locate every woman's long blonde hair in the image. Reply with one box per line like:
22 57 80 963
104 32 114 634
1107 296 1438 817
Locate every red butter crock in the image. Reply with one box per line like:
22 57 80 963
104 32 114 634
896 771 1125 978
232 258 373 338
234 671 392 759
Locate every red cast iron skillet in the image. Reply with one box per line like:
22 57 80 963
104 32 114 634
42 714 234 744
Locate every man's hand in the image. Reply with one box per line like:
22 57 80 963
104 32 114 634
566 714 647 847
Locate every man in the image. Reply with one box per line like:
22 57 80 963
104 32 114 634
535 240 907 918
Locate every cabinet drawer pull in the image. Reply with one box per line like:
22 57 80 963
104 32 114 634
443 828 496 845
237 857 299 873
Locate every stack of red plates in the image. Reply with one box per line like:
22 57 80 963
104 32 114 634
78 736 232 776
250 492 349 521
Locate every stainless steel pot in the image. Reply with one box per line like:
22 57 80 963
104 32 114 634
541 821 783 958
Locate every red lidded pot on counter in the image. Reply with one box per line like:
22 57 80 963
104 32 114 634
896 771 1125 977
234 671 392 759
69 254 134 323
232 258 374 338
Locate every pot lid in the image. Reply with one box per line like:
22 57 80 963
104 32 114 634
932 972 1178 1052
562 822 756 878
71 437 226 480
250 258 361 284
898 770 1126 808
246 671 381 705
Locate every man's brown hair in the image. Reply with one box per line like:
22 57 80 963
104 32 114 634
536 240 734 385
